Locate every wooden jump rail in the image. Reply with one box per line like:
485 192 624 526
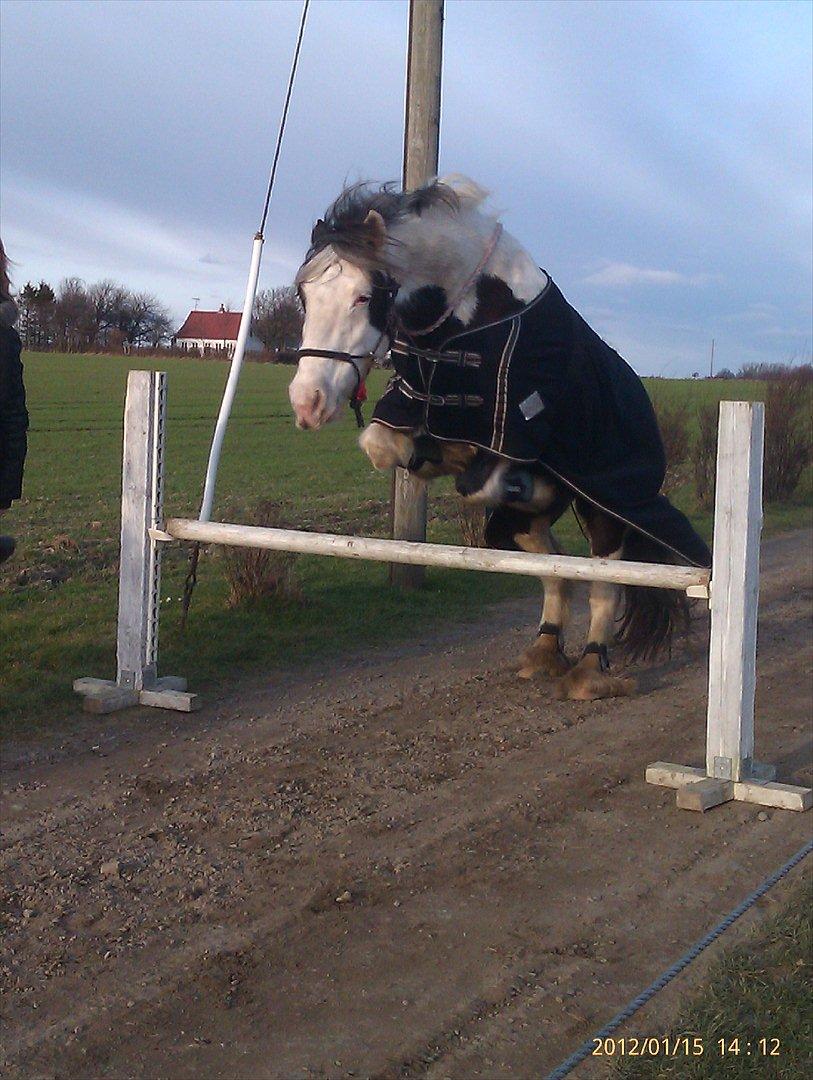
161 519 710 591
75 370 811 815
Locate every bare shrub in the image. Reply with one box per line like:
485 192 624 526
456 502 487 547
693 402 719 510
763 375 813 501
222 500 302 608
652 397 691 494
737 361 813 383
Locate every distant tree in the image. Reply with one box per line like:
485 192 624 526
714 368 736 380
17 282 40 347
253 286 303 352
87 279 128 348
141 306 173 348
54 277 95 350
16 273 178 353
116 291 171 347
18 280 55 348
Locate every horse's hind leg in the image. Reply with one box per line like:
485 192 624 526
555 503 636 701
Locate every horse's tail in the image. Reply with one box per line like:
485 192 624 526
616 530 693 661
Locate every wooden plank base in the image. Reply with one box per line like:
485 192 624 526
647 761 812 813
677 777 734 812
139 687 201 712
74 676 198 714
76 681 139 715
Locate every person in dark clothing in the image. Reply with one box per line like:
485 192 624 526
0 240 29 564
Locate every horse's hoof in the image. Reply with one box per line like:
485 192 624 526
516 635 571 679
553 655 637 700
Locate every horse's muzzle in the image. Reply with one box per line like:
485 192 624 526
290 385 334 430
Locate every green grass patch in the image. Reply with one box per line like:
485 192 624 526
614 877 812 1078
2 353 810 736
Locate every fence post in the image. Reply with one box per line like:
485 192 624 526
646 399 810 812
391 0 444 589
116 369 165 691
74 371 197 714
705 400 764 783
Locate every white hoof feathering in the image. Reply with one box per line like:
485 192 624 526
359 423 414 471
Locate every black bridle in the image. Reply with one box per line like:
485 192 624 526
291 337 388 428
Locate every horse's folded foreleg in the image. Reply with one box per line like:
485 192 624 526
358 422 415 471
359 423 475 478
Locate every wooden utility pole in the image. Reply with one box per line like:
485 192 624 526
390 0 444 588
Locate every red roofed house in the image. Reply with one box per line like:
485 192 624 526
174 305 264 356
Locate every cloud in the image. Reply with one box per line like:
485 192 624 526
0 173 302 322
582 262 715 288
721 302 778 324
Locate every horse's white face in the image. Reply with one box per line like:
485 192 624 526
288 255 383 430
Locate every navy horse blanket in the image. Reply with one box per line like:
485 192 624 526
372 277 710 568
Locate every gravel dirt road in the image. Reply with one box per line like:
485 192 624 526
2 530 811 1079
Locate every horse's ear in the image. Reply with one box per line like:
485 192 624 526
363 209 386 249
310 218 325 244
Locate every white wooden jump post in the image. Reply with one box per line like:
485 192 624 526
74 371 199 713
647 400 809 812
75 375 810 813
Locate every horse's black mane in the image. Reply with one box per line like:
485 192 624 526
297 180 458 277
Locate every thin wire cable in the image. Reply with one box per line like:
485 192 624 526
545 838 812 1080
259 0 310 236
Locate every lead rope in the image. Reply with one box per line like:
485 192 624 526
409 222 503 337
181 0 309 631
180 543 200 631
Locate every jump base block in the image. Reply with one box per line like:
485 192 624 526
647 762 812 813
74 676 199 714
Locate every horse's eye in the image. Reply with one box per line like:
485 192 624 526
353 295 371 307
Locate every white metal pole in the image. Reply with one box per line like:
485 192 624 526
196 0 308 523
199 232 264 522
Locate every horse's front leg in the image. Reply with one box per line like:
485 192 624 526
515 516 573 679
554 506 636 701
484 503 572 680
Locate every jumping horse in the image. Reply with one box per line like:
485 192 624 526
288 176 710 700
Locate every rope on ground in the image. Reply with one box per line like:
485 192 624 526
545 838 812 1080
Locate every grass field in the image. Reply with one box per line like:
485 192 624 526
1 352 810 736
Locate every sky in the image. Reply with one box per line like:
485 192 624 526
1 0 810 376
